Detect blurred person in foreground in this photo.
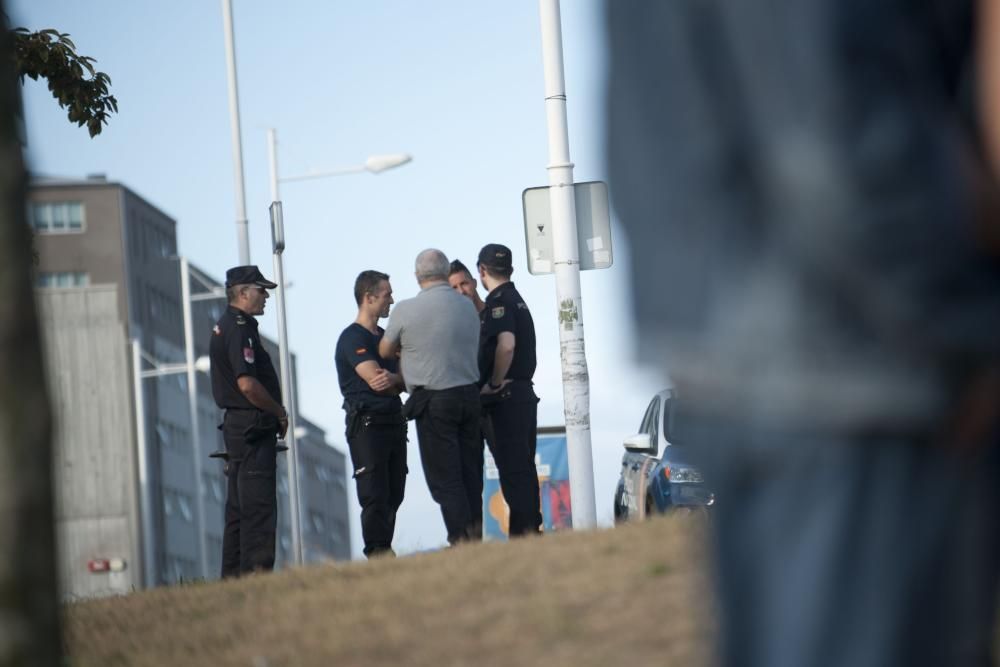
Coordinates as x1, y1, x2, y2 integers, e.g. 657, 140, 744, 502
335, 270, 406, 558
379, 249, 483, 544
607, 1, 1000, 665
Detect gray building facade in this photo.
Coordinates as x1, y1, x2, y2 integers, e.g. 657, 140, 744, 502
31, 176, 351, 597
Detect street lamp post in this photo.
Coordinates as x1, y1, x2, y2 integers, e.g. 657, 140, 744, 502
264, 128, 411, 566
179, 257, 210, 579
130, 341, 211, 588
221, 0, 251, 265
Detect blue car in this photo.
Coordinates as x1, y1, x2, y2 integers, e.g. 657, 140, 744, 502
613, 389, 714, 522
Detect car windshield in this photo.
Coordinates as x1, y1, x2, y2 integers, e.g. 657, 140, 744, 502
663, 398, 695, 446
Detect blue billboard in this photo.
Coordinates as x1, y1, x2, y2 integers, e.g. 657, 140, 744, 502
483, 428, 572, 540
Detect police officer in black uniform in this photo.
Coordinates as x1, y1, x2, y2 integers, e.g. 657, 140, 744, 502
209, 265, 288, 577
477, 243, 542, 536
335, 270, 407, 558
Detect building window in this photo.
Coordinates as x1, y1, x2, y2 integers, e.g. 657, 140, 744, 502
202, 473, 224, 503
154, 419, 189, 451
36, 271, 89, 288
176, 493, 193, 522
30, 201, 84, 233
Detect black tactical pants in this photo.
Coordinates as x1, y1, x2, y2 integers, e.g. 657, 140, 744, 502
221, 409, 278, 577
408, 384, 483, 544
483, 381, 541, 536
346, 412, 407, 558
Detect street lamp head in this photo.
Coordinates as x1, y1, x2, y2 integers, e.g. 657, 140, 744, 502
365, 153, 412, 174
194, 356, 212, 374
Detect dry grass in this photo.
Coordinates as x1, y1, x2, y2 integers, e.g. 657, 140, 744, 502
63, 514, 716, 667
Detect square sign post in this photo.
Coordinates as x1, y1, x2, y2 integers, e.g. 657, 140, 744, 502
522, 180, 612, 275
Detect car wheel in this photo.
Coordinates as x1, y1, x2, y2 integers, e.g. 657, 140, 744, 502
613, 486, 628, 524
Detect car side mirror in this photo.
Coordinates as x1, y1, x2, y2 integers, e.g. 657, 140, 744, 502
623, 433, 654, 453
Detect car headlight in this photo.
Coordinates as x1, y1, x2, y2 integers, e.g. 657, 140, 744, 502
666, 466, 703, 483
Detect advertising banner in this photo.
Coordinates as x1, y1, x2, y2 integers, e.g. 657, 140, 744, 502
483, 428, 572, 540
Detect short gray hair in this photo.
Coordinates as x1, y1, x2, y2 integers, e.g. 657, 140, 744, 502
414, 248, 449, 281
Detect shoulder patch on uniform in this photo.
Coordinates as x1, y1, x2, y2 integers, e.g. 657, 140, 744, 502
492, 306, 505, 319
517, 302, 528, 310
235, 314, 246, 325
213, 325, 221, 335
355, 347, 367, 355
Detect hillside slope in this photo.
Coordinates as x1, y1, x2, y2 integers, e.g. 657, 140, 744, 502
64, 515, 715, 667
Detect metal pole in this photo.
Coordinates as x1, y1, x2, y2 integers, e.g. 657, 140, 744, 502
130, 340, 157, 587
221, 0, 251, 264
537, 0, 596, 529
269, 201, 303, 565
179, 258, 210, 578
267, 128, 280, 202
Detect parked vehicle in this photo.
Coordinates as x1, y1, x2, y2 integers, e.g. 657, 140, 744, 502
613, 388, 714, 522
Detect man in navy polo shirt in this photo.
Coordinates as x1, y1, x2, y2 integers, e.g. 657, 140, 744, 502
335, 270, 406, 558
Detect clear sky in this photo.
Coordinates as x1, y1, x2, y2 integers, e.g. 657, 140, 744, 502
12, 1, 663, 558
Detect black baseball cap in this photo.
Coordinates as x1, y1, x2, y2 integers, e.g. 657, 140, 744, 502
225, 265, 278, 289
477, 243, 513, 270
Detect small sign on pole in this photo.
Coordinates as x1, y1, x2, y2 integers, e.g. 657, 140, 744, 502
269, 201, 285, 253
522, 180, 612, 275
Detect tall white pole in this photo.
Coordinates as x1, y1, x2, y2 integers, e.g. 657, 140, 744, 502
130, 340, 157, 587
538, 0, 596, 529
267, 128, 281, 202
221, 0, 251, 265
179, 258, 210, 579
268, 195, 303, 565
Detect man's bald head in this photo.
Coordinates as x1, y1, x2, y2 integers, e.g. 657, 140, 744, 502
414, 248, 450, 283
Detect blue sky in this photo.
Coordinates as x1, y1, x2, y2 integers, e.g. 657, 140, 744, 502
12, 1, 663, 557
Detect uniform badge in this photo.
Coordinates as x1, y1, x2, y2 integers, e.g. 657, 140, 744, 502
243, 347, 255, 364
492, 306, 505, 319
235, 314, 246, 325
212, 325, 221, 335
355, 347, 367, 355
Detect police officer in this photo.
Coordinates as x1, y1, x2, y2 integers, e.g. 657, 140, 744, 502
448, 259, 486, 315
476, 243, 542, 536
335, 270, 407, 558
209, 265, 288, 577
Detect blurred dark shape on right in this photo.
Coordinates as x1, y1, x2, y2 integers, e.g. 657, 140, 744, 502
606, 0, 1000, 664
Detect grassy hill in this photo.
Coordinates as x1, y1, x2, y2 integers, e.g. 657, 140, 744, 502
64, 515, 715, 667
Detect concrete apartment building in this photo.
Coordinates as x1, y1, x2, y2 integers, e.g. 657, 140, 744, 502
30, 176, 351, 598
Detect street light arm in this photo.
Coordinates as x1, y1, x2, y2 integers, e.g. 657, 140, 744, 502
279, 153, 413, 183
280, 165, 368, 183
138, 359, 211, 379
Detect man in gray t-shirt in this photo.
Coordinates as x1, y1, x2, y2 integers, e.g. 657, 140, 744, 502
380, 249, 484, 544
382, 270, 479, 393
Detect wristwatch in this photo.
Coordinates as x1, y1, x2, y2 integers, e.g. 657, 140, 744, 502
488, 380, 503, 390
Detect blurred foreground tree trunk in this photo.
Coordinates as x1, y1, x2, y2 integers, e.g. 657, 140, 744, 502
0, 4, 60, 666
